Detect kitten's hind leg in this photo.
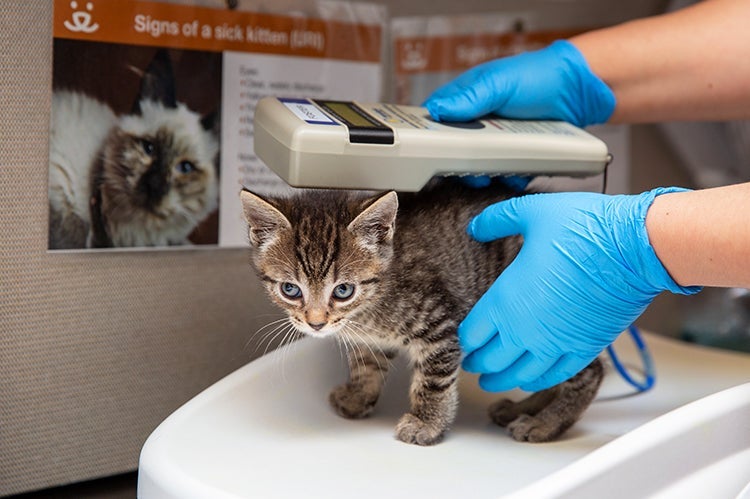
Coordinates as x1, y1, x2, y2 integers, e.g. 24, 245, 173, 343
329, 345, 395, 419
490, 358, 604, 443
488, 389, 558, 427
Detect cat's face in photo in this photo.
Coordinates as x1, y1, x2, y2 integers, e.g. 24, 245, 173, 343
48, 45, 222, 249
240, 190, 397, 337
99, 100, 219, 228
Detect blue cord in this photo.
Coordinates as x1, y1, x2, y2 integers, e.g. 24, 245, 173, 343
606, 325, 656, 392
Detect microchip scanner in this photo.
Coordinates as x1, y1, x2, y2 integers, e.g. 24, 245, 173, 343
253, 96, 611, 191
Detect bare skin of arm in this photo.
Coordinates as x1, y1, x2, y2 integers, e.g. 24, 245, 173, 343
571, 0, 750, 123
570, 1, 750, 288
646, 182, 750, 288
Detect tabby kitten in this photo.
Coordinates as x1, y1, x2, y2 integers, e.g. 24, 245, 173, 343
48, 50, 218, 249
241, 178, 603, 445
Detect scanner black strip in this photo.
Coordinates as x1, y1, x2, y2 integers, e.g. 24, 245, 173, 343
313, 100, 394, 145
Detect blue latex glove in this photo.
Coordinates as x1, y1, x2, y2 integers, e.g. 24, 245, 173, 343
424, 40, 615, 128
460, 175, 532, 191
460, 188, 701, 392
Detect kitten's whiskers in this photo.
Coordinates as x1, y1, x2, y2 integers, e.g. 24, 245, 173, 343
345, 321, 393, 373
277, 324, 302, 382
245, 317, 290, 352
255, 319, 295, 357
340, 323, 391, 384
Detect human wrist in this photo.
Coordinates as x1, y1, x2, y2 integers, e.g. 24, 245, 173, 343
617, 188, 702, 296
553, 39, 616, 126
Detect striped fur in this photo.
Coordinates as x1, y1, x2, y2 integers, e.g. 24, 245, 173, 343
241, 178, 603, 445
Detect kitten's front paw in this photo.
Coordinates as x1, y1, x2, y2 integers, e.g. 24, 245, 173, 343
507, 414, 561, 443
394, 413, 446, 446
329, 383, 378, 419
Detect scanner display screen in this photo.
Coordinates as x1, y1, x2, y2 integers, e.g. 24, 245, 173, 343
320, 101, 374, 128
314, 100, 394, 144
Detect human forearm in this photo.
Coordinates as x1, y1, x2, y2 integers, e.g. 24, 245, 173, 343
646, 182, 750, 288
571, 0, 750, 123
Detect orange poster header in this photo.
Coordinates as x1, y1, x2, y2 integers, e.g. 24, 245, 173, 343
394, 28, 587, 74
54, 0, 382, 62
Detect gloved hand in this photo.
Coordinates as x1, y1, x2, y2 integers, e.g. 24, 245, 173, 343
460, 188, 701, 392
424, 40, 615, 128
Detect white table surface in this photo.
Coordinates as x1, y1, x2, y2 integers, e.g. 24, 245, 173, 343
138, 332, 750, 499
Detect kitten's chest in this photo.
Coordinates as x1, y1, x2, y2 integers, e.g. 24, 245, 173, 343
353, 310, 408, 348
354, 293, 460, 348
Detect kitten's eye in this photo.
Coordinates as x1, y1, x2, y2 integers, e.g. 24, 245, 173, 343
332, 283, 355, 300
140, 138, 155, 156
280, 282, 302, 299
176, 160, 196, 174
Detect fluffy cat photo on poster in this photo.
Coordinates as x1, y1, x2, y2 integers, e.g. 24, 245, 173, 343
48, 46, 220, 250
240, 178, 604, 446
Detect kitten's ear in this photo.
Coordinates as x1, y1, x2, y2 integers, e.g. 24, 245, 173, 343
347, 191, 398, 248
240, 190, 291, 247
201, 110, 220, 136
133, 49, 177, 114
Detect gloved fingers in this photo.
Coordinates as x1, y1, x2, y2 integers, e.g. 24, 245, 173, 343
457, 283, 511, 353
461, 334, 524, 374
467, 196, 528, 243
460, 174, 532, 191
498, 175, 533, 192
476, 351, 556, 392
424, 91, 492, 123
460, 175, 492, 188
519, 354, 589, 392
423, 82, 462, 105
423, 65, 486, 107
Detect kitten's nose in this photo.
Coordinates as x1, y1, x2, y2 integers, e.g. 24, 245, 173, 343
308, 322, 326, 331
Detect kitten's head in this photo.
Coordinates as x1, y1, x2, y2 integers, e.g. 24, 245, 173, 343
240, 189, 398, 337
96, 49, 219, 246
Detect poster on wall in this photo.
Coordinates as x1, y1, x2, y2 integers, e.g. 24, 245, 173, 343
48, 0, 385, 251
391, 12, 630, 195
